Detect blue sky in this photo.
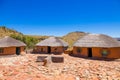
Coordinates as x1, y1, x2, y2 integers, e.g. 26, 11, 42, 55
0, 0, 120, 37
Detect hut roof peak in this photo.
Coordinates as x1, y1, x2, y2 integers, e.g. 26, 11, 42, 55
88, 34, 101, 36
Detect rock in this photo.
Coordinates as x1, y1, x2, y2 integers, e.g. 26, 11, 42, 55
75, 76, 80, 80
0, 74, 3, 77
62, 67, 68, 73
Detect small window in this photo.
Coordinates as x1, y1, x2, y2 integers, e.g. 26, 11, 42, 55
101, 48, 109, 57
0, 48, 4, 53
77, 48, 82, 53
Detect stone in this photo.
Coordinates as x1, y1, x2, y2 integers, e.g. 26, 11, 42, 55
75, 76, 80, 80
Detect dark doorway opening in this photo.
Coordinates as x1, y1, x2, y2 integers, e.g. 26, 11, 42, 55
16, 47, 20, 55
88, 48, 92, 57
41, 48, 43, 52
48, 46, 51, 53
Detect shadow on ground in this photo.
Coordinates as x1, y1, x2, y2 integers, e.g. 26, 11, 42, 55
69, 53, 120, 61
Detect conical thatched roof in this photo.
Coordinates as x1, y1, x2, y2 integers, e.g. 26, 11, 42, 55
0, 36, 26, 47
36, 37, 68, 47
73, 34, 120, 47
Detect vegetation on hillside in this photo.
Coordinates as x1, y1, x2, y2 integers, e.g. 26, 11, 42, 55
0, 26, 46, 48
0, 26, 23, 37
10, 34, 39, 49
26, 35, 49, 41
62, 31, 87, 48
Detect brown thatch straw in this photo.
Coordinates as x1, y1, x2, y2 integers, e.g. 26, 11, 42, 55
36, 37, 68, 47
73, 34, 120, 47
0, 36, 26, 47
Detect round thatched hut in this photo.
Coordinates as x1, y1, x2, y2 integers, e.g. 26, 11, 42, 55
35, 37, 68, 54
0, 36, 26, 55
73, 34, 120, 58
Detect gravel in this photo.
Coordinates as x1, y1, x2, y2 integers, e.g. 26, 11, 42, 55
0, 54, 120, 80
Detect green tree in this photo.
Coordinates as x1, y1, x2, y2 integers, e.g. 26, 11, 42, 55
10, 34, 39, 49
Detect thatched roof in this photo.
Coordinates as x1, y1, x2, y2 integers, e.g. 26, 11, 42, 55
115, 38, 120, 41
36, 37, 68, 47
0, 36, 26, 47
73, 34, 120, 47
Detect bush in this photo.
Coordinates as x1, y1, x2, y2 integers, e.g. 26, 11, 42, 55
10, 34, 39, 49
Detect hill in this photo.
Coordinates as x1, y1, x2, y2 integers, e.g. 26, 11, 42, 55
0, 26, 23, 37
62, 31, 87, 48
0, 26, 39, 48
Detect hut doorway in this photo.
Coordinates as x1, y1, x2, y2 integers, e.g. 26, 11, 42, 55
48, 46, 51, 53
16, 47, 20, 55
88, 48, 92, 57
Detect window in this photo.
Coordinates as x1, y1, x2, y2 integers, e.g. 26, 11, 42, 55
77, 48, 82, 53
101, 48, 109, 57
0, 48, 4, 53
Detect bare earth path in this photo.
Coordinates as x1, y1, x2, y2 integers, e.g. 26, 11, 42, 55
0, 54, 120, 80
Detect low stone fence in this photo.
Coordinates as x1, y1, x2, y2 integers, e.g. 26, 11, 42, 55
52, 56, 64, 63
36, 55, 64, 63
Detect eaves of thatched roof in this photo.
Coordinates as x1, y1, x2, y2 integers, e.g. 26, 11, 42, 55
73, 34, 120, 48
36, 37, 68, 47
0, 36, 26, 47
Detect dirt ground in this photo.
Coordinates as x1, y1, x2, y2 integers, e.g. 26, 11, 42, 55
0, 53, 120, 80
